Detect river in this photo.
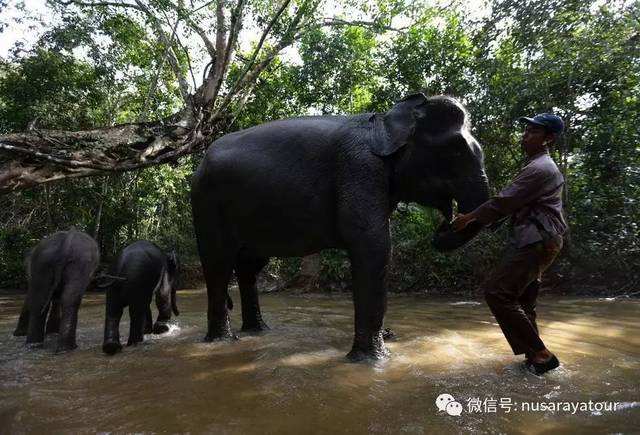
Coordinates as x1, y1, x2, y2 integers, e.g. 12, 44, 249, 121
1, 289, 639, 433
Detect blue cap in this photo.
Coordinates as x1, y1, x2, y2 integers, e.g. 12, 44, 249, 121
518, 113, 564, 134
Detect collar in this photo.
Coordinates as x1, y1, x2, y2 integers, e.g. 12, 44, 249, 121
525, 149, 549, 164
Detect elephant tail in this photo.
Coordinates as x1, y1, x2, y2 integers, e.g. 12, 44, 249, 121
29, 259, 64, 315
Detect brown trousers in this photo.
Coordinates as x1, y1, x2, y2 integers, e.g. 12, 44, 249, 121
482, 235, 563, 355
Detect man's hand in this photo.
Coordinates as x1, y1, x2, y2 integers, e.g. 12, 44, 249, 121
451, 213, 476, 232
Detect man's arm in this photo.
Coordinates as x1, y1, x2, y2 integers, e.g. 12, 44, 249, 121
453, 167, 556, 231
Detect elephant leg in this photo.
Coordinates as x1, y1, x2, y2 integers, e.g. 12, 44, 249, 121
144, 306, 153, 334
193, 202, 238, 341
26, 301, 49, 346
45, 299, 61, 334
345, 229, 391, 362
57, 291, 83, 353
236, 254, 270, 333
13, 301, 29, 336
127, 304, 146, 346
103, 289, 124, 355
202, 257, 236, 341
57, 266, 93, 353
152, 301, 170, 334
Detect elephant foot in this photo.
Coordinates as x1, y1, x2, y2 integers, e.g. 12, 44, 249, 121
103, 341, 123, 355
204, 327, 238, 342
46, 320, 61, 335
345, 345, 390, 362
152, 322, 170, 335
204, 332, 239, 342
241, 319, 270, 334
13, 327, 27, 337
25, 341, 44, 349
382, 328, 397, 341
204, 317, 237, 342
55, 342, 78, 353
346, 332, 389, 362
144, 324, 153, 334
126, 338, 144, 346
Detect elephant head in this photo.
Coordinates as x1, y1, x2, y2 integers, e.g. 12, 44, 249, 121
369, 93, 490, 250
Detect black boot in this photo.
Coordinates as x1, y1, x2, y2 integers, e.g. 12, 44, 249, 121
526, 355, 560, 375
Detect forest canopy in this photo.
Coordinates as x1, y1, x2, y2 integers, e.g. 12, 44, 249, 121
0, 0, 638, 293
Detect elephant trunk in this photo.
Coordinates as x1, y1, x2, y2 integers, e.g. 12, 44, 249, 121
432, 173, 490, 252
456, 172, 490, 214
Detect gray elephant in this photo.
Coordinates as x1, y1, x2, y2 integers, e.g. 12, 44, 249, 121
191, 93, 490, 361
102, 240, 180, 355
13, 229, 100, 352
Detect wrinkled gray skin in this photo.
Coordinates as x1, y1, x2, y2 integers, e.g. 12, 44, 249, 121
13, 230, 99, 352
102, 241, 180, 355
191, 94, 490, 361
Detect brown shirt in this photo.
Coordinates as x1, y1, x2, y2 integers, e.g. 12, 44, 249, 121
473, 150, 568, 247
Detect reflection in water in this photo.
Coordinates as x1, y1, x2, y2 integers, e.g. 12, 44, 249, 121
0, 290, 638, 433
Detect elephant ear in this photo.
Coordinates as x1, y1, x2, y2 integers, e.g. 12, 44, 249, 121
166, 250, 179, 273
165, 250, 181, 316
368, 93, 428, 157
166, 250, 181, 286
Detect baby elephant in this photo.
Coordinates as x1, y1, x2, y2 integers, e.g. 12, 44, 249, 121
14, 229, 100, 352
102, 241, 180, 355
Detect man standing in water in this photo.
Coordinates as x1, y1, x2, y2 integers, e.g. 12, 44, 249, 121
452, 114, 567, 375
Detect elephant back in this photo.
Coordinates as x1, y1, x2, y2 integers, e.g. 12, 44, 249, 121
116, 240, 166, 291
27, 230, 99, 310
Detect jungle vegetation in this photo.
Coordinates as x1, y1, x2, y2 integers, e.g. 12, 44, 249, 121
0, 0, 638, 294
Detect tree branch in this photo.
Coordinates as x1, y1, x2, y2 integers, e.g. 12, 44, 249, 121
314, 17, 409, 32
221, 0, 246, 79
165, 2, 218, 59
200, 0, 245, 108
185, 17, 218, 59
0, 122, 212, 192
1, 0, 326, 193
195, 0, 228, 110
54, 0, 144, 11
193, 0, 217, 13
140, 17, 182, 122
214, 0, 293, 114
133, 0, 191, 107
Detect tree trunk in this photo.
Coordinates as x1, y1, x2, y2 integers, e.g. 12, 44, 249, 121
560, 123, 572, 253
284, 254, 322, 292
92, 177, 108, 240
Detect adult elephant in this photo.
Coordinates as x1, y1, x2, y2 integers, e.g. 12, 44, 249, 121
102, 241, 180, 355
13, 229, 100, 352
191, 93, 490, 360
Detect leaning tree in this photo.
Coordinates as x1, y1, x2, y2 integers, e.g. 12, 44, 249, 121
0, 0, 413, 192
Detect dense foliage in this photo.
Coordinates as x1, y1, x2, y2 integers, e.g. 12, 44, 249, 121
1, 0, 638, 293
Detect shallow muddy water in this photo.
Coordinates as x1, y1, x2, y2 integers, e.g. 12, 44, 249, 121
1, 289, 639, 433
